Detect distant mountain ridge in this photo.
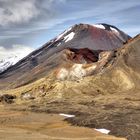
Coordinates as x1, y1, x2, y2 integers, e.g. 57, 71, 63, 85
0, 55, 21, 73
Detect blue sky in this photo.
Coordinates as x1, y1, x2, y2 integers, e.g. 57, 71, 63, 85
0, 0, 140, 59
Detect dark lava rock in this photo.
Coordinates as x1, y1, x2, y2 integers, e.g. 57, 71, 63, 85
0, 94, 16, 104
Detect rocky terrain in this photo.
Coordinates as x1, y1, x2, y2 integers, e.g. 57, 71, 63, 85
0, 23, 140, 140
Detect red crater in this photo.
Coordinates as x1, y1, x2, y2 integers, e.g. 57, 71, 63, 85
68, 48, 101, 63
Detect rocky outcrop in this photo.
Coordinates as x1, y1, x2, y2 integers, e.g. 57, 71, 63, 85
55, 49, 114, 80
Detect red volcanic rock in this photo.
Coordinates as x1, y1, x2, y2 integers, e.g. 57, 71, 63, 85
55, 49, 114, 80
68, 48, 100, 63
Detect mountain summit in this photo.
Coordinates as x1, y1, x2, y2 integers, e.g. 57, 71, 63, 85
0, 23, 131, 89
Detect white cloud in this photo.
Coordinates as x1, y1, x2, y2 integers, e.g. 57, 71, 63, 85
0, 45, 34, 60
0, 0, 66, 26
0, 0, 40, 26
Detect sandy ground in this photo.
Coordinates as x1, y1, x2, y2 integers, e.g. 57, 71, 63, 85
0, 105, 126, 140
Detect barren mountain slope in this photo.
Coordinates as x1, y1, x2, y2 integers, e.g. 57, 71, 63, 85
0, 35, 139, 140
0, 23, 130, 89
0, 24, 139, 140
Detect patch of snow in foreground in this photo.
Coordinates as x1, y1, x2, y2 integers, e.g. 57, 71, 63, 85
110, 27, 118, 33
93, 24, 105, 29
95, 128, 110, 134
64, 32, 75, 42
59, 113, 75, 118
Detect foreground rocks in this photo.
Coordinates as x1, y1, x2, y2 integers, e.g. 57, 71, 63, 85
0, 94, 16, 104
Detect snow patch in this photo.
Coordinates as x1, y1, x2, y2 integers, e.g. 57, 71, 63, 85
56, 27, 72, 41
64, 32, 75, 42
93, 24, 105, 29
95, 128, 110, 134
110, 27, 118, 33
57, 42, 61, 46
59, 113, 75, 118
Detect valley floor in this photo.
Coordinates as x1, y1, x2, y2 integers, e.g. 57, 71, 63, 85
0, 105, 125, 140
